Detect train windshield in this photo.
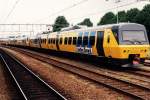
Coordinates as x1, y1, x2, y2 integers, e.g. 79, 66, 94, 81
121, 30, 148, 44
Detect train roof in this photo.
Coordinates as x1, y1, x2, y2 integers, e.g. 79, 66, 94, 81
59, 23, 145, 33
29, 35, 38, 39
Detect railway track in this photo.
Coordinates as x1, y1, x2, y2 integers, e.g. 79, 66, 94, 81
9, 47, 150, 85
127, 69, 150, 78
5, 47, 150, 100
0, 49, 66, 100
144, 62, 150, 66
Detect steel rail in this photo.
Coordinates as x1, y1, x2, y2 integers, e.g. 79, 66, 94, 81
9, 47, 150, 100
0, 49, 67, 100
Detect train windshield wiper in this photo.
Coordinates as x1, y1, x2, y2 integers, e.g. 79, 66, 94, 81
125, 40, 142, 44
131, 39, 142, 44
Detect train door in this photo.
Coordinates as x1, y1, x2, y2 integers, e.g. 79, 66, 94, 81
76, 32, 83, 53
37, 37, 41, 48
83, 32, 91, 54
96, 31, 105, 57
89, 31, 96, 53
56, 32, 60, 51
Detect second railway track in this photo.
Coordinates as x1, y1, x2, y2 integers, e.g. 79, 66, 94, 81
5, 47, 150, 100
0, 49, 66, 100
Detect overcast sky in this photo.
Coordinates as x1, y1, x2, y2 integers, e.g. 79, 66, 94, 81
0, 0, 149, 25
0, 0, 149, 38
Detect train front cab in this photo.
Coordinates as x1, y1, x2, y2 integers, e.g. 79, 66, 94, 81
102, 23, 150, 67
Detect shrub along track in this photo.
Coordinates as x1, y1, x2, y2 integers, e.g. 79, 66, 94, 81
3, 46, 150, 100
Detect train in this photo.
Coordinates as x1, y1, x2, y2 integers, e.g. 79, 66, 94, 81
4, 23, 150, 67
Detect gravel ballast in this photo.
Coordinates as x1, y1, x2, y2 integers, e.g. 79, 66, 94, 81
2, 48, 134, 100
0, 63, 12, 100
0, 60, 22, 100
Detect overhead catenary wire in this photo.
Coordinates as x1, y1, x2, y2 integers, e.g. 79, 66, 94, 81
33, 0, 89, 23
32, 0, 146, 28
33, 0, 145, 25
3, 0, 22, 24
68, 0, 147, 23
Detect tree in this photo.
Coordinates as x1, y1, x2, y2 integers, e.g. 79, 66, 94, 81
78, 18, 93, 27
118, 11, 127, 22
97, 12, 116, 25
126, 8, 140, 22
53, 16, 69, 32
135, 4, 150, 33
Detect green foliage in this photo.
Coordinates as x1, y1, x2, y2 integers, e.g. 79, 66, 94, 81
97, 12, 116, 25
135, 4, 150, 33
97, 4, 150, 34
118, 11, 127, 22
78, 18, 93, 27
53, 16, 69, 32
126, 8, 139, 22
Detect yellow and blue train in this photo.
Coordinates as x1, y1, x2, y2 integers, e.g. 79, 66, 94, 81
7, 23, 150, 67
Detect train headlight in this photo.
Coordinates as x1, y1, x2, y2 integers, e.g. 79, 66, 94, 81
140, 49, 147, 52
123, 50, 126, 53
123, 50, 130, 53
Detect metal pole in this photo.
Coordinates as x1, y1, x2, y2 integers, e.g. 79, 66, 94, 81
32, 24, 34, 35
106, 0, 121, 24
19, 24, 20, 32
115, 0, 120, 24
117, 3, 118, 24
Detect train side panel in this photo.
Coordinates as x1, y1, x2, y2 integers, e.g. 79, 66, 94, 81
58, 31, 77, 52
47, 32, 57, 50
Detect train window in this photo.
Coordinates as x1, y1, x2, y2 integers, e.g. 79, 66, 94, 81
41, 39, 43, 43
89, 31, 96, 46
53, 39, 55, 44
50, 39, 52, 44
34, 39, 37, 44
77, 32, 83, 45
56, 38, 59, 44
48, 39, 50, 44
60, 38, 62, 44
51, 39, 53, 44
83, 32, 89, 45
64, 37, 68, 44
112, 26, 119, 43
39, 39, 41, 43
50, 38, 53, 43
73, 37, 77, 45
50, 38, 52, 44
44, 39, 46, 44
68, 37, 72, 45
